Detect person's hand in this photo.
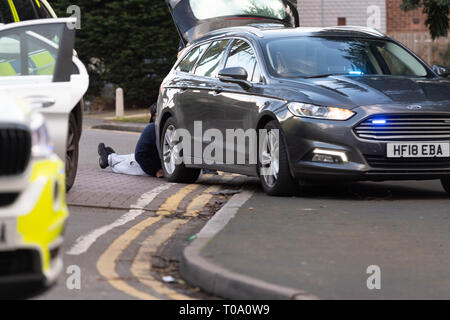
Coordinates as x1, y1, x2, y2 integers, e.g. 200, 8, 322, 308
156, 169, 164, 178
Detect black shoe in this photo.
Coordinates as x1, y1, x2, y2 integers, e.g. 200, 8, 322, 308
98, 143, 110, 169
105, 146, 116, 155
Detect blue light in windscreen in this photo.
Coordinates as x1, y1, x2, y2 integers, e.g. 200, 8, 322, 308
372, 119, 387, 125
348, 70, 364, 76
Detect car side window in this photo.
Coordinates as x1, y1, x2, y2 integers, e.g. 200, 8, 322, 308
252, 63, 262, 83
194, 40, 229, 78
11, 0, 52, 20
225, 40, 257, 81
0, 23, 62, 77
176, 43, 208, 73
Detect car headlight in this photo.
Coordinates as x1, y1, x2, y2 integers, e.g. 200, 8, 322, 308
287, 102, 355, 120
30, 112, 53, 158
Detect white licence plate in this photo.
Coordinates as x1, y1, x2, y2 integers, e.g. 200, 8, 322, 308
387, 142, 450, 158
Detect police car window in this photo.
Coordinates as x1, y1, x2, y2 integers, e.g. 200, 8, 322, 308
225, 40, 256, 81
34, 0, 52, 18
0, 23, 62, 77
176, 44, 208, 73
0, 0, 14, 23
12, 0, 37, 20
194, 40, 230, 78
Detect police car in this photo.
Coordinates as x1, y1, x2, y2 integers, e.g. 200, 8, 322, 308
0, 0, 87, 191
0, 18, 85, 289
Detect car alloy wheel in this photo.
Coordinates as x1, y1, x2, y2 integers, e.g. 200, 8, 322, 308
162, 124, 182, 175
259, 120, 298, 196
160, 118, 201, 183
261, 130, 280, 187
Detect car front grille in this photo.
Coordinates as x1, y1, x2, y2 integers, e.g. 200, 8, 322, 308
0, 126, 31, 176
365, 155, 450, 169
0, 250, 40, 277
354, 115, 450, 141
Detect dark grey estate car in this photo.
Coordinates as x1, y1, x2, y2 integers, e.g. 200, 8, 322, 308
157, 0, 450, 196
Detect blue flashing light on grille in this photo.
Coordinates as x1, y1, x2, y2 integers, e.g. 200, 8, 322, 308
372, 119, 387, 125
348, 70, 364, 76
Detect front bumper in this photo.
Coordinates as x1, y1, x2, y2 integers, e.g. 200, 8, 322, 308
282, 106, 450, 182
0, 156, 68, 286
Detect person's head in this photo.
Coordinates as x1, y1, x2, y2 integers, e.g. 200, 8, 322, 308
149, 103, 157, 123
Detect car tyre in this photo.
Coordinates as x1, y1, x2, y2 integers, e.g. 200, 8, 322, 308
259, 120, 298, 196
160, 117, 201, 183
441, 177, 450, 194
65, 113, 79, 192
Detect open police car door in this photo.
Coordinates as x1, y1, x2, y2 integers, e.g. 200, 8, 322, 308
0, 18, 88, 172
166, 0, 299, 46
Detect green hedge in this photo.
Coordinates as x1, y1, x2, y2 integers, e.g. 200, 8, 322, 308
52, 0, 179, 107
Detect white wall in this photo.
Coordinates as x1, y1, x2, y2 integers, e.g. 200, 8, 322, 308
297, 0, 387, 33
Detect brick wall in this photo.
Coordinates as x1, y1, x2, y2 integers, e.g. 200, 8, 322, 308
386, 0, 429, 32
298, 0, 387, 33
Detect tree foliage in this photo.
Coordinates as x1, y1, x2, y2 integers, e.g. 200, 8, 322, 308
401, 0, 450, 39
52, 0, 179, 107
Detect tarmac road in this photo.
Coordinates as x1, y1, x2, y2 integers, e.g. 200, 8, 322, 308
29, 122, 450, 300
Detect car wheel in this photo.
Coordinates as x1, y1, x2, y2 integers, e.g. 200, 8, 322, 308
65, 113, 79, 192
259, 120, 298, 196
161, 117, 201, 183
441, 177, 450, 194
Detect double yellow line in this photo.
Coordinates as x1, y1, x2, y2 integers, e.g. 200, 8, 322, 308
97, 183, 220, 300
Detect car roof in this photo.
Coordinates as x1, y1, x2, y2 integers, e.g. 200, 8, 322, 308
193, 24, 387, 44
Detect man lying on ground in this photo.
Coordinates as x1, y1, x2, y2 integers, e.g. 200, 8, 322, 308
97, 103, 164, 178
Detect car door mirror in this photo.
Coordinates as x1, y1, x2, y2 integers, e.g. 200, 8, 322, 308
218, 67, 252, 90
433, 65, 450, 77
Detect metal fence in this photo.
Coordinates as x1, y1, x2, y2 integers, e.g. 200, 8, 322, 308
389, 32, 450, 68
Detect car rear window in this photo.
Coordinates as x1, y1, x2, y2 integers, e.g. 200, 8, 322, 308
189, 0, 287, 21
263, 37, 428, 78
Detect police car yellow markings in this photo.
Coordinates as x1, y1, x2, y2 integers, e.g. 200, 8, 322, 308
8, 0, 20, 22
17, 158, 68, 272
29, 50, 55, 75
0, 61, 17, 76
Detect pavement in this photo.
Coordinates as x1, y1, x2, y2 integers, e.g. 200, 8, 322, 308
30, 110, 450, 300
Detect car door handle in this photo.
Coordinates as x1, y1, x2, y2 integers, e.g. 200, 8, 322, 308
26, 95, 56, 108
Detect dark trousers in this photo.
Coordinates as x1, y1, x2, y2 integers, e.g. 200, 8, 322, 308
134, 123, 162, 177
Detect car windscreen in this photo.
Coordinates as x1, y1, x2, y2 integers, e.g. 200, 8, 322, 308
263, 37, 429, 79
189, 0, 288, 20
0, 0, 14, 23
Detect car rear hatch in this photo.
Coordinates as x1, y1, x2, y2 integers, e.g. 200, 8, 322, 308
166, 0, 299, 46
